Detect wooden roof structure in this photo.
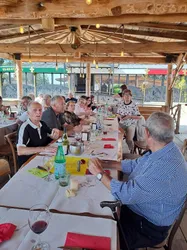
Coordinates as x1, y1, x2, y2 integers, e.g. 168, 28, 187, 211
0, 0, 187, 65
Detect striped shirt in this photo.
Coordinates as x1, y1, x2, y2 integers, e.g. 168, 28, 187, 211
111, 142, 187, 226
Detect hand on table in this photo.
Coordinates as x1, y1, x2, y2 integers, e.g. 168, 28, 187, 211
89, 158, 103, 176
50, 128, 60, 139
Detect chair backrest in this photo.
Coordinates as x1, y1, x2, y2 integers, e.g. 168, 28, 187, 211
167, 197, 187, 250
4, 131, 18, 175
0, 159, 11, 177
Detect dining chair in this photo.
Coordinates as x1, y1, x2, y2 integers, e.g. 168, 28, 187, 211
4, 131, 18, 175
100, 197, 187, 250
0, 159, 11, 188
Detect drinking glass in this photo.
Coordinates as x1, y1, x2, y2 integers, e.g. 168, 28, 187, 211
43, 156, 53, 182
74, 132, 82, 142
28, 204, 51, 250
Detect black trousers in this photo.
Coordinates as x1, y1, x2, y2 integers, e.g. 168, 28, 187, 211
119, 205, 171, 250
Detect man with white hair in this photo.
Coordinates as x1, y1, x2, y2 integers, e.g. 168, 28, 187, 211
17, 101, 59, 167
41, 95, 66, 136
89, 112, 187, 250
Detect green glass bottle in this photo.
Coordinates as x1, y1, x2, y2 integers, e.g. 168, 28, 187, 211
62, 127, 69, 155
54, 141, 66, 180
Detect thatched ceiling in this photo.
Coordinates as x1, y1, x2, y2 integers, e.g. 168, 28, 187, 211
0, 0, 187, 64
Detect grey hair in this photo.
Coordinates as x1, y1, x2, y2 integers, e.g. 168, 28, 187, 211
27, 101, 42, 112
145, 112, 174, 143
51, 95, 64, 106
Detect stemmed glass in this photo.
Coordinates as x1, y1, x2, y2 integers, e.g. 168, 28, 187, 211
74, 132, 82, 142
28, 204, 51, 250
43, 156, 53, 182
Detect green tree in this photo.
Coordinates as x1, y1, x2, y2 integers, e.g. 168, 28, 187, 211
175, 76, 187, 102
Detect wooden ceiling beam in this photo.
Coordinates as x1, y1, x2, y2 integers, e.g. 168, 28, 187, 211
127, 23, 187, 32
170, 53, 187, 89
20, 55, 167, 64
84, 26, 187, 41
1, 14, 187, 26
0, 42, 187, 54
90, 30, 153, 43
0, 25, 67, 41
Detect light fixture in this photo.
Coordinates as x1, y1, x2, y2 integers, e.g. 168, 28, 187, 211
93, 59, 96, 65
96, 63, 98, 69
55, 52, 58, 71
120, 51, 124, 57
121, 24, 125, 57
66, 57, 69, 63
19, 26, 24, 34
86, 0, 92, 5
96, 24, 100, 29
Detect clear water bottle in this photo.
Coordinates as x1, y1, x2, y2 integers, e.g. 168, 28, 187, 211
54, 141, 66, 180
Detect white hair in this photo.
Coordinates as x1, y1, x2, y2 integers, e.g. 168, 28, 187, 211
145, 112, 174, 143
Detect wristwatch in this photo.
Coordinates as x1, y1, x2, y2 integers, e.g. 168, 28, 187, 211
96, 172, 103, 181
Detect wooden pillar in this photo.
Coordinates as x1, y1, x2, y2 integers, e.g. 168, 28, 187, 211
86, 63, 91, 96
166, 63, 173, 110
15, 53, 23, 99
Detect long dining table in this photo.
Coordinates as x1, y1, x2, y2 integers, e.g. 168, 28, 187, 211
0, 117, 122, 250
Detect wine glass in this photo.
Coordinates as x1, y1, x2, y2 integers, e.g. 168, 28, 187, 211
74, 132, 82, 142
43, 156, 53, 182
28, 204, 51, 250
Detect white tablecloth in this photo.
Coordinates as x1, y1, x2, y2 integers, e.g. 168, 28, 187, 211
0, 156, 116, 217
0, 208, 117, 250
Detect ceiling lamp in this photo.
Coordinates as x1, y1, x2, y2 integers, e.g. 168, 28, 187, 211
66, 57, 69, 63
93, 59, 96, 65
121, 24, 125, 57
86, 0, 92, 5
96, 24, 100, 29
19, 26, 24, 34
55, 53, 58, 71
96, 63, 98, 69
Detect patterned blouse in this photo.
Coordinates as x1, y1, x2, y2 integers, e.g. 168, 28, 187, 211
117, 100, 140, 127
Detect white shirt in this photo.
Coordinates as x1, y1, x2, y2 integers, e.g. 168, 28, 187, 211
74, 104, 85, 116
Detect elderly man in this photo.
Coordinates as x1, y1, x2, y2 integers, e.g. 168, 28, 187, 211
17, 101, 59, 167
41, 95, 66, 136
89, 112, 187, 250
42, 95, 82, 135
17, 96, 32, 116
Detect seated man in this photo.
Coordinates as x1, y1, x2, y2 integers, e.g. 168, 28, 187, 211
89, 112, 187, 250
41, 95, 66, 136
17, 101, 59, 167
17, 96, 32, 116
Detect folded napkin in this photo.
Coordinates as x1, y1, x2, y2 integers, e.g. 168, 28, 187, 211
65, 232, 111, 250
0, 223, 17, 243
28, 168, 49, 178
101, 138, 116, 141
104, 144, 114, 149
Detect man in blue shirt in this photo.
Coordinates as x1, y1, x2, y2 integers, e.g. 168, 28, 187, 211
89, 112, 187, 250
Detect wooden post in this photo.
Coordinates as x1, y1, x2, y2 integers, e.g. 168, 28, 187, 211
166, 63, 173, 111
15, 53, 23, 99
86, 63, 91, 96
